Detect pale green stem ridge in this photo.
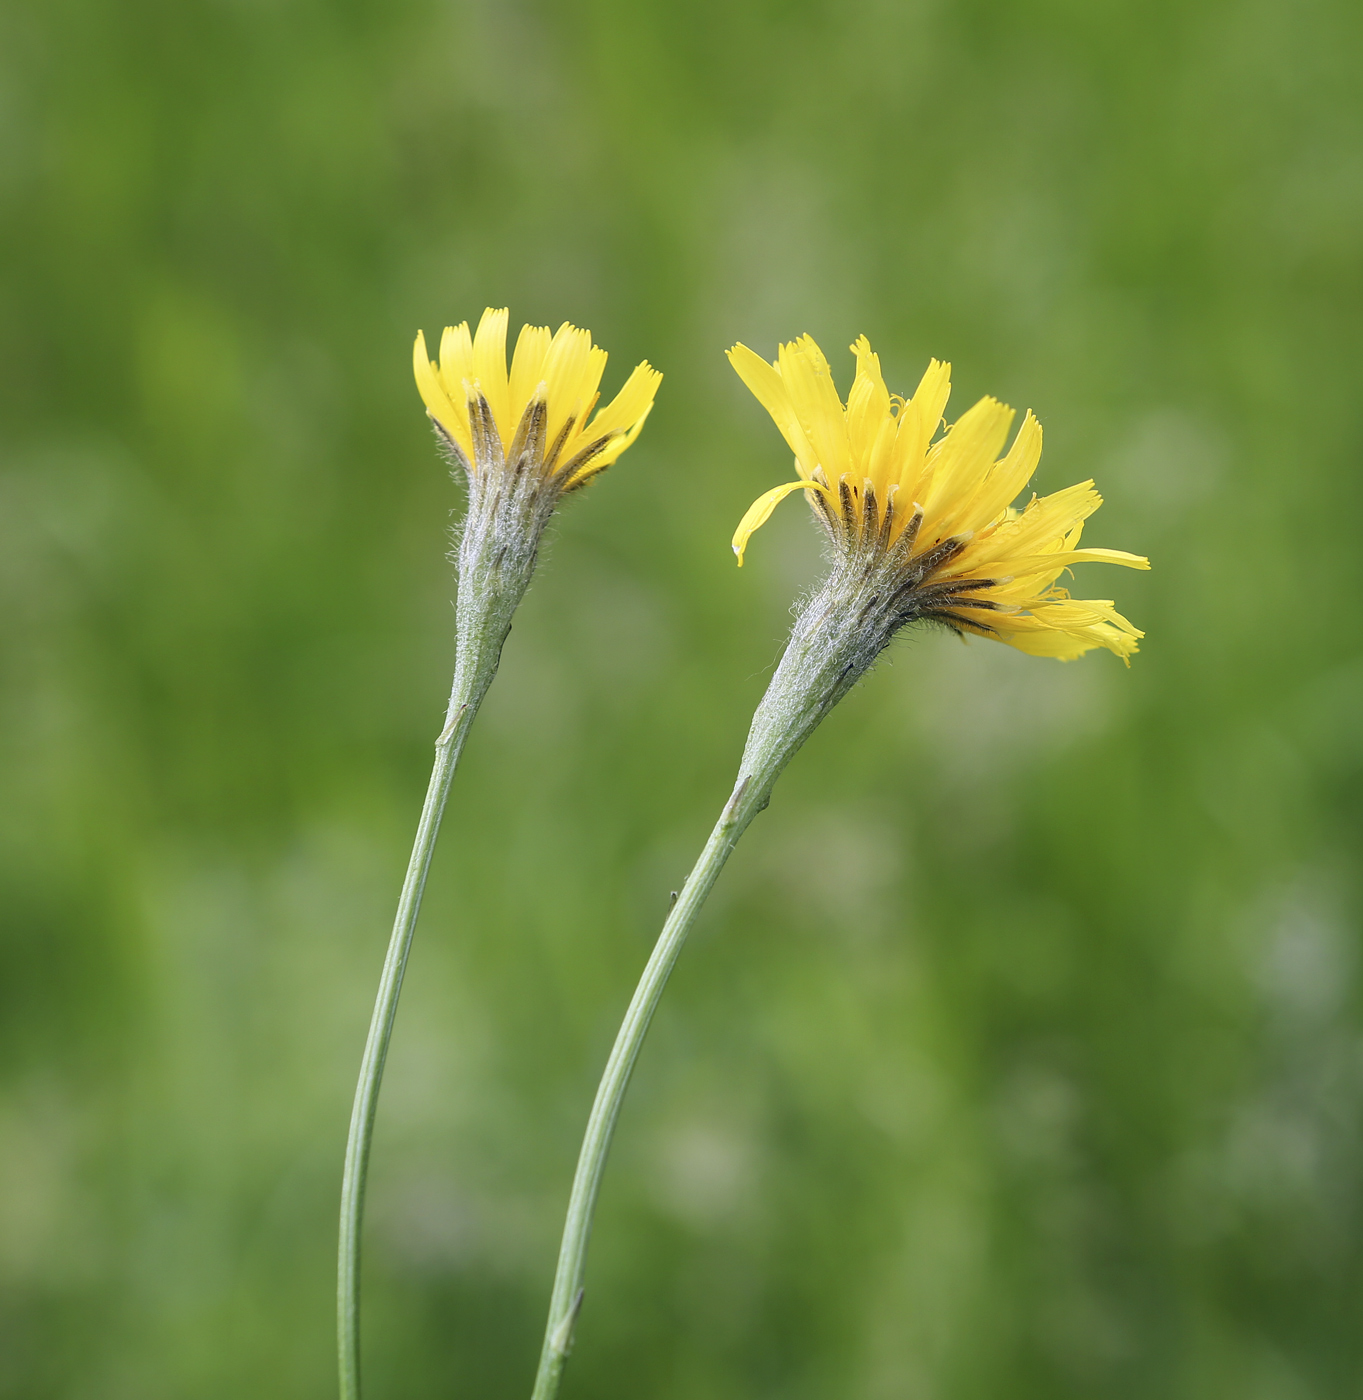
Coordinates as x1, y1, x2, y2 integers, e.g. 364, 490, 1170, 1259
530, 553, 881, 1400
339, 447, 557, 1400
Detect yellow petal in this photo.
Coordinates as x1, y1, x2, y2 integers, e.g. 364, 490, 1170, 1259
1005, 547, 1151, 579
778, 336, 850, 481
413, 330, 472, 460
565, 399, 657, 488
992, 596, 1144, 663
919, 396, 1015, 528
583, 360, 662, 441
438, 322, 474, 400
953, 410, 1043, 535
543, 325, 606, 450
732, 478, 834, 566
472, 307, 511, 442
1061, 547, 1150, 569
892, 358, 951, 498
965, 482, 1102, 568
999, 628, 1109, 661
846, 335, 892, 475
727, 343, 817, 475
542, 324, 592, 438
508, 323, 552, 418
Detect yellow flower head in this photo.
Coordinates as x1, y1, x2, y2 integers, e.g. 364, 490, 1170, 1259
414, 308, 661, 490
728, 334, 1149, 662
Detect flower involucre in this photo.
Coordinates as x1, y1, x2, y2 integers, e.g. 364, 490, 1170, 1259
415, 308, 661, 490
729, 334, 1148, 662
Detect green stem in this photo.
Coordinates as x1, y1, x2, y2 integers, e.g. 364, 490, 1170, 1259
336, 681, 480, 1400
528, 555, 877, 1400
338, 458, 543, 1400
528, 771, 770, 1400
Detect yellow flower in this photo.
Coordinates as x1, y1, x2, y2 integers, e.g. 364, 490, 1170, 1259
729, 334, 1149, 662
414, 308, 661, 489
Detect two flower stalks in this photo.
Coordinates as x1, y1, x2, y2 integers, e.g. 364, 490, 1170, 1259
340, 315, 1147, 1400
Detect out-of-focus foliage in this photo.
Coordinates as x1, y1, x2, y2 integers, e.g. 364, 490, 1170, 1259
1, 0, 1361, 1395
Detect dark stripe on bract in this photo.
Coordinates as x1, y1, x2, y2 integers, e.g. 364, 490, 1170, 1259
542, 416, 576, 475
469, 394, 505, 474
429, 413, 473, 479
557, 434, 614, 486
861, 480, 880, 542
506, 398, 548, 480
933, 610, 999, 638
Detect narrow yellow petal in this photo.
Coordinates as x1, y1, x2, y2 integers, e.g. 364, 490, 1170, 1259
542, 323, 594, 444
965, 482, 1102, 568
892, 358, 951, 498
1061, 547, 1150, 569
909, 357, 952, 429
953, 410, 1043, 535
866, 412, 898, 495
732, 478, 834, 566
438, 322, 474, 401
508, 323, 552, 418
584, 360, 662, 441
565, 399, 657, 487
846, 335, 892, 475
919, 396, 1015, 528
556, 349, 610, 464
727, 343, 817, 475
985, 547, 1151, 580
777, 336, 850, 480
472, 307, 511, 443
413, 330, 472, 459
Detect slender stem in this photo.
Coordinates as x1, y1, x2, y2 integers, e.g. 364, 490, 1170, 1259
338, 458, 539, 1399
528, 560, 876, 1400
529, 771, 772, 1400
336, 679, 482, 1400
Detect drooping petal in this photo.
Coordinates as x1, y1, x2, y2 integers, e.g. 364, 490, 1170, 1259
999, 626, 1121, 661
732, 478, 834, 566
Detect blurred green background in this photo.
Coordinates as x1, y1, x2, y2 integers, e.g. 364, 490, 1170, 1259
2, 0, 1361, 1395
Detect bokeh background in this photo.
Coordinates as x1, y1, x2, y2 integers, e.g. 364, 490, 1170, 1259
3, 0, 1362, 1395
